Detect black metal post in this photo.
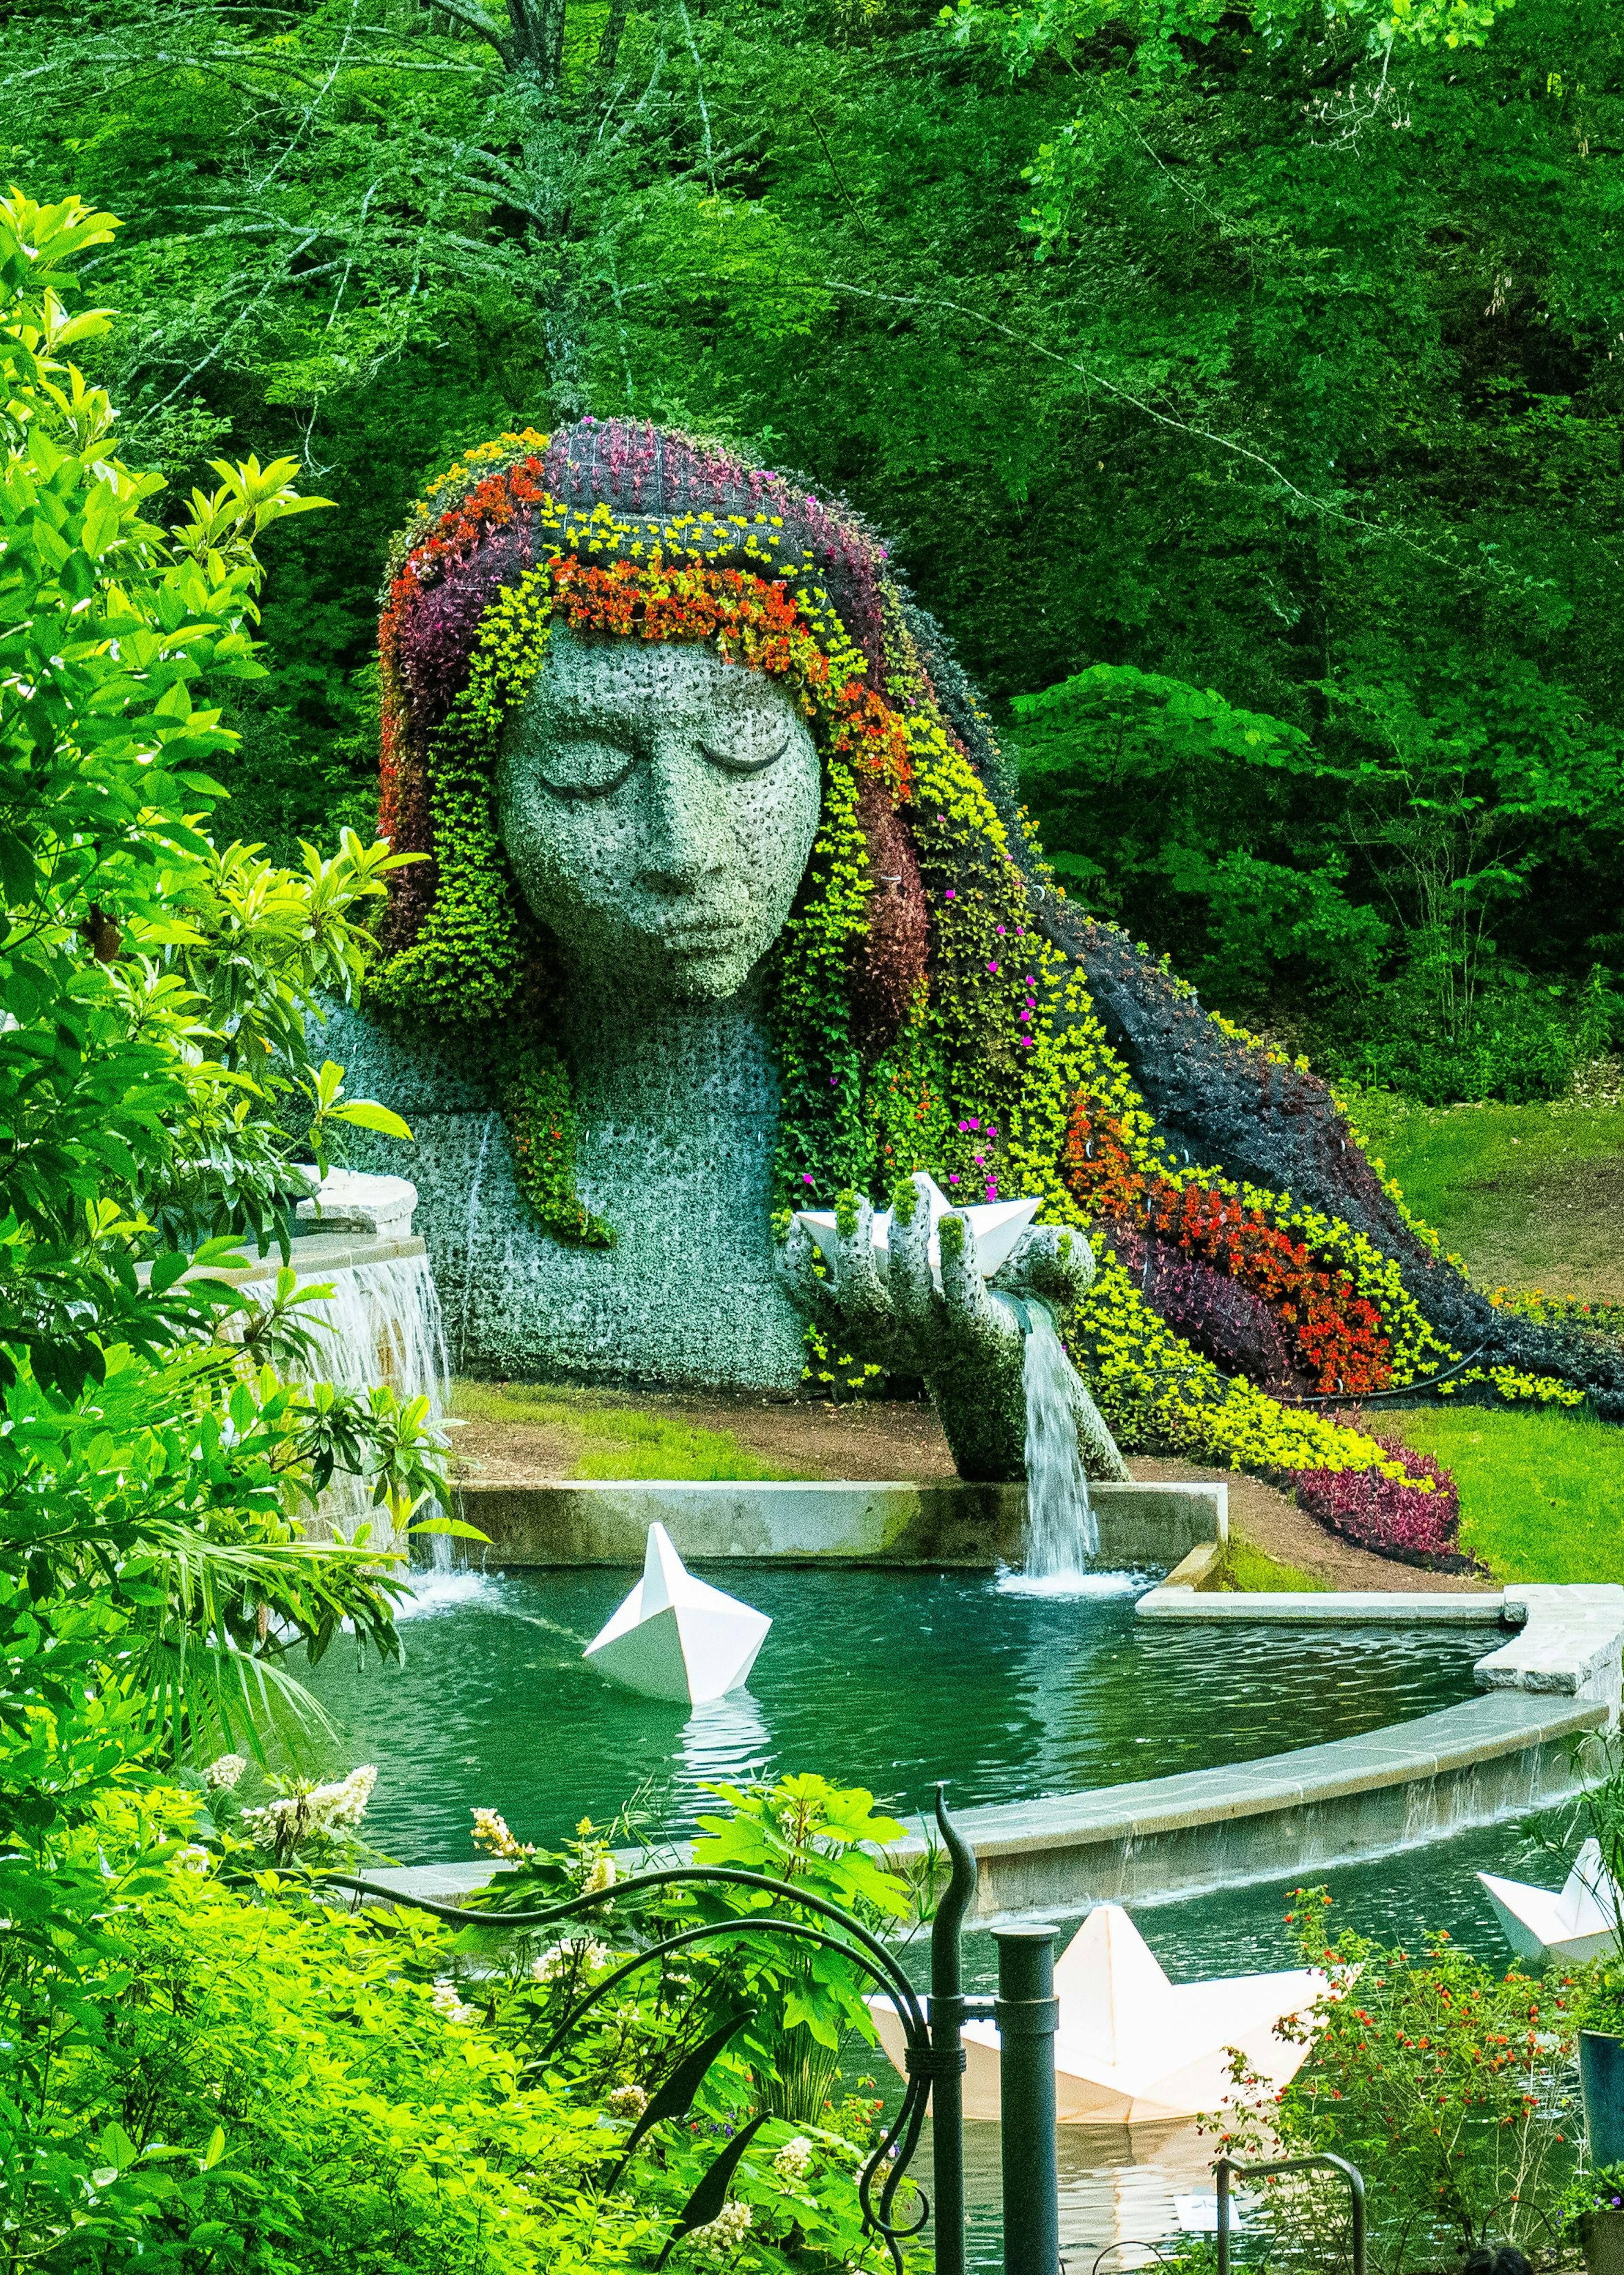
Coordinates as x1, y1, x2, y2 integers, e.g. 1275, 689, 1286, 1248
993, 1922, 1060, 2275
926, 1788, 975, 2275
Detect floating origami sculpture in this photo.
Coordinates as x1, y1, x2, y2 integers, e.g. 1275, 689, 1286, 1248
582, 1524, 771, 1707
794, 1173, 1041, 1294
870, 1903, 1326, 2126
1479, 1839, 1621, 1966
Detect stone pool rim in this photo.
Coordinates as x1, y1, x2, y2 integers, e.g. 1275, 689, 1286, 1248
447, 1475, 1226, 1570
367, 1577, 1624, 1926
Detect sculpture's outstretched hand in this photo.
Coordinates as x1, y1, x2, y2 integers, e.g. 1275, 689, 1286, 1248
774, 1175, 1129, 1483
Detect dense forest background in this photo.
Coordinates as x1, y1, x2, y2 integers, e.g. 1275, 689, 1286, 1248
5, 0, 1621, 1100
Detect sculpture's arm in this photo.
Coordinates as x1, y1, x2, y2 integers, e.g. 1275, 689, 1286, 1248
775, 1175, 1129, 1485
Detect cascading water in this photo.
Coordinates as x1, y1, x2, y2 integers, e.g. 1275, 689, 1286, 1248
1018, 1301, 1099, 1577
270, 1253, 452, 1557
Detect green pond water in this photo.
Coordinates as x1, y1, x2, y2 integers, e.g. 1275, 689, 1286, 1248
301, 1564, 1572, 2271
304, 1564, 1491, 1864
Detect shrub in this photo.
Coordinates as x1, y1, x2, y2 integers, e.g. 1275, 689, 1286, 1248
1206, 1889, 1585, 2274
1291, 1417, 1470, 1569
4, 1784, 916, 2275
1327, 989, 1579, 1106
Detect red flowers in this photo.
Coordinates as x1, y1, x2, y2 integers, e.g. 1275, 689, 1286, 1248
1063, 1095, 1394, 1394
1292, 1415, 1469, 1567
541, 555, 913, 799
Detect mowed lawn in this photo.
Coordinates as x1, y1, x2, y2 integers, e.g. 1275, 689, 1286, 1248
1346, 1089, 1624, 1583
1355, 1090, 1624, 1304
1394, 1405, 1624, 1585
450, 1380, 804, 1480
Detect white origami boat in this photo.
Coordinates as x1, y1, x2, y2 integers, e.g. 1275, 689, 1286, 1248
870, 1904, 1326, 2126
795, 1173, 1040, 1293
582, 1524, 771, 1707
1479, 1839, 1621, 1965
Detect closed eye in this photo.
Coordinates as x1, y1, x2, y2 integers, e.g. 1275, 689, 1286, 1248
700, 729, 791, 776
535, 741, 638, 799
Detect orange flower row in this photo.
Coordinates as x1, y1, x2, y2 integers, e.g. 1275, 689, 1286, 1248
544, 556, 912, 798
1063, 1095, 1394, 1394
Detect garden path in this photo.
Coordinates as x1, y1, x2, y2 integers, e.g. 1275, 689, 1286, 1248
450, 1391, 1497, 1592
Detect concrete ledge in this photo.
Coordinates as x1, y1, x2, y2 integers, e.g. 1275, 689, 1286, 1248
1480, 1583, 1624, 1711
890, 1690, 1609, 1921
372, 1690, 1609, 1926
451, 1476, 1226, 1570
1135, 1581, 1624, 1726
362, 1861, 510, 1907
140, 1231, 428, 1287
1138, 1586, 1506, 1623
229, 1232, 428, 1282
1156, 1540, 1228, 1593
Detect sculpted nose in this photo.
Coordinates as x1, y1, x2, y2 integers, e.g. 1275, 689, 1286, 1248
637, 747, 727, 895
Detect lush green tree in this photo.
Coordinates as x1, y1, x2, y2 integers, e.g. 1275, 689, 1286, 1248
0, 181, 460, 1840
3, 0, 1622, 1086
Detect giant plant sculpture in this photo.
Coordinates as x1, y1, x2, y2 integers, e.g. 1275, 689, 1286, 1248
361, 419, 1621, 1514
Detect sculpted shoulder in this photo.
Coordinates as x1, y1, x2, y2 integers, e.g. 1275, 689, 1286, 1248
315, 998, 494, 1118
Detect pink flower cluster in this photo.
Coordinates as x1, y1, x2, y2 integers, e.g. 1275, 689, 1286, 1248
1292, 1418, 1470, 1569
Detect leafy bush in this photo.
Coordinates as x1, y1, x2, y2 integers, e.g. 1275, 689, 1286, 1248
1291, 1418, 1471, 1570
1207, 1890, 1585, 2273
4, 1779, 916, 2275
1327, 988, 1580, 1107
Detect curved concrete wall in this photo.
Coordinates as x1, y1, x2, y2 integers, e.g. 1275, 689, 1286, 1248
892, 1690, 1608, 1924
450, 1476, 1226, 1570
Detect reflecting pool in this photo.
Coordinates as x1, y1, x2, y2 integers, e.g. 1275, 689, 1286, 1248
302, 1564, 1489, 1863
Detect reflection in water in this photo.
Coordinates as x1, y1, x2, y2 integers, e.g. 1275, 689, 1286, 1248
303, 1567, 1489, 1870
676, 1690, 772, 1816
942, 2115, 1216, 2272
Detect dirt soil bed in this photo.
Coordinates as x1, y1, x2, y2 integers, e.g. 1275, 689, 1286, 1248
450, 1393, 1498, 1594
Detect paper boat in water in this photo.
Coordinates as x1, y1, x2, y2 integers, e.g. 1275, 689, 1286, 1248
1479, 1839, 1621, 1966
870, 1904, 1326, 2126
795, 1174, 1040, 1293
583, 1525, 771, 1707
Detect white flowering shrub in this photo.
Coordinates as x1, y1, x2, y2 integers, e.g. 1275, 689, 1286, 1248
680, 2200, 754, 2264
238, 1765, 379, 1864
771, 2137, 814, 2185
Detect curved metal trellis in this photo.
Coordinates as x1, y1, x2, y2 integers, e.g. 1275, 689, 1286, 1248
326, 1792, 973, 2271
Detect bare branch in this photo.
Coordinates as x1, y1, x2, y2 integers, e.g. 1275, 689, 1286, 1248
676, 0, 714, 195
417, 0, 515, 68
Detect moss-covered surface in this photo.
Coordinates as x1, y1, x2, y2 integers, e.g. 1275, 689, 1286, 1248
1221, 1537, 1330, 1593
1391, 1404, 1624, 1585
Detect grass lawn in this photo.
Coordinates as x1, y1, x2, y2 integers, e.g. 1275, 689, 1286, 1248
1392, 1404, 1624, 1585
1348, 1089, 1624, 1303
450, 1381, 804, 1481
1222, 1537, 1328, 1592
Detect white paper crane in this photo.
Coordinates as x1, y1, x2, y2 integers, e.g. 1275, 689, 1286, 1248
1479, 1839, 1621, 1966
582, 1525, 771, 1707
794, 1173, 1041, 1293
869, 1904, 1327, 2126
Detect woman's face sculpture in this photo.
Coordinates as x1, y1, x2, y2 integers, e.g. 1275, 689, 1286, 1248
498, 626, 822, 1001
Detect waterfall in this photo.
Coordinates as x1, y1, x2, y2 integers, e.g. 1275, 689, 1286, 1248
457, 1112, 497, 1374
1018, 1301, 1100, 1579
272, 1253, 451, 1557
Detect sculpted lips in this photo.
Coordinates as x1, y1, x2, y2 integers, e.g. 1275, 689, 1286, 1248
650, 913, 751, 954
